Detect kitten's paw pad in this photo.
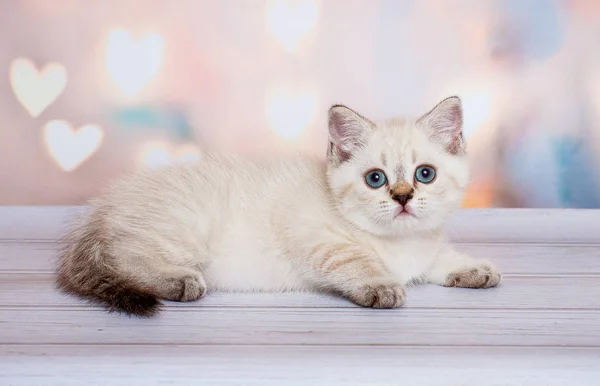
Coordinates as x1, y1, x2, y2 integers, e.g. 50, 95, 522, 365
165, 274, 207, 302
445, 264, 502, 289
348, 281, 406, 309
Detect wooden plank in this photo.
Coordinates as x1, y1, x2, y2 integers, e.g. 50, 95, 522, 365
1, 345, 599, 386
1, 273, 599, 310
0, 206, 86, 242
1, 206, 600, 244
2, 241, 600, 275
1, 307, 599, 346
446, 208, 600, 244
453, 243, 600, 275
0, 242, 57, 271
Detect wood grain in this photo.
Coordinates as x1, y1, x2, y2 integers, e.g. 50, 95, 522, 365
1, 307, 599, 346
1, 206, 600, 385
1, 273, 598, 310
2, 345, 599, 386
2, 206, 600, 243
2, 241, 600, 275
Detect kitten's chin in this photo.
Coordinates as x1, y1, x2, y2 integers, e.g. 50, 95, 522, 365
346, 212, 441, 238
388, 217, 438, 237
386, 207, 456, 237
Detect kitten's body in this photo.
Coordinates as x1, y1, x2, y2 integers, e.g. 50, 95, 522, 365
57, 98, 501, 316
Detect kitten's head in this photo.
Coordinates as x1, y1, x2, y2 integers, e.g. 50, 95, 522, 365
326, 97, 469, 237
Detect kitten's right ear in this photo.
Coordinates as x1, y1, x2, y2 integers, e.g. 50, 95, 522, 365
328, 105, 374, 164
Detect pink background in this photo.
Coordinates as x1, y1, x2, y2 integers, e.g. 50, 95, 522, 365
1, 0, 600, 207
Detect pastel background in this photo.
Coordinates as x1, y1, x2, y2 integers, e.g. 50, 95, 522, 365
1, 0, 600, 207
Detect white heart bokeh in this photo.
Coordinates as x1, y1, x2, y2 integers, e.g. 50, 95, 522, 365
44, 120, 104, 172
266, 0, 319, 52
106, 28, 164, 97
10, 58, 67, 117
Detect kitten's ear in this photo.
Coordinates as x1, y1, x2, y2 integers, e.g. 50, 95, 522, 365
328, 105, 374, 164
417, 96, 465, 155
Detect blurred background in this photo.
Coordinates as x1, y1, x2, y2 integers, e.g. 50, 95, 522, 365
1, 0, 600, 207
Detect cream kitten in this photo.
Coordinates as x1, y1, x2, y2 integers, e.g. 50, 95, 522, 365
57, 96, 501, 316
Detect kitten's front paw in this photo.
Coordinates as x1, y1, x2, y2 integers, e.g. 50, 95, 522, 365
347, 279, 406, 309
445, 263, 502, 289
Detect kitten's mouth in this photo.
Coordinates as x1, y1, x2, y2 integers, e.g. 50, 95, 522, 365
395, 206, 416, 218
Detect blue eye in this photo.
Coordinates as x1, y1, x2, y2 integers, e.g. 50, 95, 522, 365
415, 165, 436, 184
365, 169, 387, 188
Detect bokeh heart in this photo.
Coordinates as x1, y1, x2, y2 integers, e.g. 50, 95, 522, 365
106, 28, 164, 97
10, 58, 67, 117
44, 120, 104, 172
266, 0, 319, 52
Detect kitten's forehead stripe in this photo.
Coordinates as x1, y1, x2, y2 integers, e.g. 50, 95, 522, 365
380, 153, 387, 167
395, 165, 405, 180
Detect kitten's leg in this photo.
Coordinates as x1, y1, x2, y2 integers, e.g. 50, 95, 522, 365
118, 255, 207, 302
304, 243, 405, 308
426, 247, 502, 288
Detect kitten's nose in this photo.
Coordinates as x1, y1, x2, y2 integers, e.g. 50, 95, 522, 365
390, 182, 414, 206
392, 192, 413, 206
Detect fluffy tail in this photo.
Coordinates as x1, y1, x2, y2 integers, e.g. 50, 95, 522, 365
56, 213, 160, 317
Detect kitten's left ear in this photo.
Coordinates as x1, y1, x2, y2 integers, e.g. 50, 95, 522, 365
417, 96, 465, 155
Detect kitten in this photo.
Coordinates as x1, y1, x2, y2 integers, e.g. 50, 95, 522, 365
56, 96, 501, 317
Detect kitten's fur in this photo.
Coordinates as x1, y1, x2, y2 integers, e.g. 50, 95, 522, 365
57, 97, 501, 316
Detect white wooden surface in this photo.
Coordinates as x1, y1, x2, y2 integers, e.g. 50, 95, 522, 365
2, 346, 599, 386
1, 207, 600, 385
